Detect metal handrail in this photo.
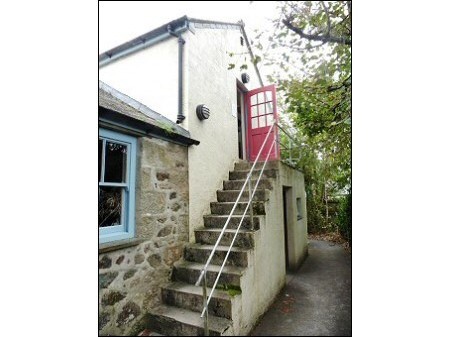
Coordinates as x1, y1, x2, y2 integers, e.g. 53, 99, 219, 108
194, 120, 304, 334
276, 123, 298, 145
195, 123, 277, 331
276, 123, 304, 166
199, 140, 276, 319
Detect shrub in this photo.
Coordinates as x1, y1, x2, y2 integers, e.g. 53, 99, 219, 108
336, 192, 351, 245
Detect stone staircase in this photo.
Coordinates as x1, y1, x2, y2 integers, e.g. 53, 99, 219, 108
144, 161, 278, 336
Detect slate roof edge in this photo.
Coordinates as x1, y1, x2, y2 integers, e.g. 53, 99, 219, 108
99, 81, 199, 146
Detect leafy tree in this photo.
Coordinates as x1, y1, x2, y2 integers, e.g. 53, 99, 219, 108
256, 1, 351, 236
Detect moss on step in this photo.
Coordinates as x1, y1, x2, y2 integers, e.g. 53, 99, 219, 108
216, 284, 242, 297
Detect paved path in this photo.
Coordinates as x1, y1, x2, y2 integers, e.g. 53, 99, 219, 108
250, 240, 351, 336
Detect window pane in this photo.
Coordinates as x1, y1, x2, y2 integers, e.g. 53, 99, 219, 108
252, 117, 258, 129
259, 116, 266, 127
99, 186, 123, 227
267, 114, 274, 125
265, 91, 272, 101
265, 102, 273, 115
250, 94, 257, 106
251, 105, 258, 117
258, 103, 265, 116
257, 92, 264, 103
98, 139, 103, 182
104, 141, 127, 183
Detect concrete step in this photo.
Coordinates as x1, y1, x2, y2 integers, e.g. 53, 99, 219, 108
195, 228, 257, 249
210, 201, 266, 216
229, 168, 277, 181
145, 305, 233, 336
185, 243, 249, 267
234, 160, 279, 171
223, 179, 272, 191
217, 189, 268, 203
173, 261, 244, 287
162, 282, 233, 319
204, 215, 260, 230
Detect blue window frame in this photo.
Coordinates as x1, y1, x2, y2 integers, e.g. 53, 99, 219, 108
99, 128, 137, 244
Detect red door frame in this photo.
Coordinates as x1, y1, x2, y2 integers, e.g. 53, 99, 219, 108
245, 84, 279, 162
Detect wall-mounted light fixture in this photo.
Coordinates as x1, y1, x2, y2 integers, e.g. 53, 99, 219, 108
241, 73, 250, 84
196, 104, 210, 120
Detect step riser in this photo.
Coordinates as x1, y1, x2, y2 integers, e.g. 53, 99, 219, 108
229, 169, 277, 180
185, 247, 248, 267
195, 230, 255, 249
145, 313, 225, 336
223, 180, 272, 191
234, 161, 278, 171
173, 266, 241, 287
162, 288, 232, 319
204, 216, 260, 230
217, 190, 267, 202
210, 202, 265, 215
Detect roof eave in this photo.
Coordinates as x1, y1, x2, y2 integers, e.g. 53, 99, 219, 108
99, 106, 200, 146
99, 16, 189, 68
99, 16, 264, 85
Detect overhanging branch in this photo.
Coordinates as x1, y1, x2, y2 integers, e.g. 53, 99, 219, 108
282, 17, 351, 46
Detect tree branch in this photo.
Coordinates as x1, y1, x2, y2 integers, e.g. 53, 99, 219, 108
282, 17, 351, 46
320, 1, 331, 37
327, 75, 351, 92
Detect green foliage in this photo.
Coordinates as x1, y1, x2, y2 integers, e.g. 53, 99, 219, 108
252, 55, 262, 65
336, 192, 351, 245
216, 284, 242, 297
255, 1, 351, 235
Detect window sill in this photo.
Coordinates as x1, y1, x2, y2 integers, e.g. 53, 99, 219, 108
99, 238, 144, 254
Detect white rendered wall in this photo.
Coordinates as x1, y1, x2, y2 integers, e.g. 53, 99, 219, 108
238, 162, 307, 334
99, 24, 264, 240
100, 38, 179, 123
185, 26, 263, 240
279, 163, 308, 269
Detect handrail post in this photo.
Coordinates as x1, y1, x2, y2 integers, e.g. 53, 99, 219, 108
202, 272, 209, 336
247, 174, 254, 230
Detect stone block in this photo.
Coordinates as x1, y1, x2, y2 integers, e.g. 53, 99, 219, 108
130, 277, 141, 289
123, 269, 137, 280
115, 255, 125, 265
134, 254, 145, 265
139, 167, 153, 192
143, 191, 167, 214
163, 244, 183, 266
101, 291, 126, 306
147, 254, 162, 268
170, 202, 181, 212
99, 312, 110, 330
156, 172, 170, 181
157, 225, 172, 238
99, 255, 112, 269
99, 272, 118, 289
116, 301, 141, 327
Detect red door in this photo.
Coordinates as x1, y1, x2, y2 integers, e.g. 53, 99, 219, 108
246, 84, 279, 161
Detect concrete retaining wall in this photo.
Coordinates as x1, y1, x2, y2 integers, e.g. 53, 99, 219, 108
233, 161, 308, 334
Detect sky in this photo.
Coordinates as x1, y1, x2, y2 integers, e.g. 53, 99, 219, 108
99, 1, 279, 81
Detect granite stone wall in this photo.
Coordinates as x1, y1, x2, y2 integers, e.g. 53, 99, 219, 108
99, 136, 189, 336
